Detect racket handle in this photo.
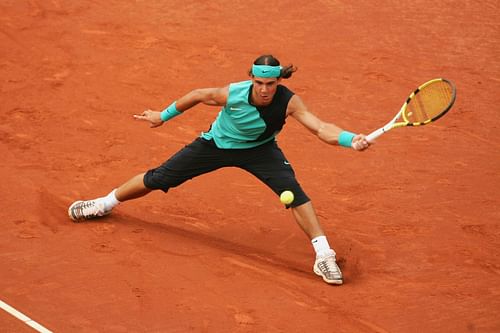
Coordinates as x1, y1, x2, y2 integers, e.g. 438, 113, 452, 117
366, 128, 385, 143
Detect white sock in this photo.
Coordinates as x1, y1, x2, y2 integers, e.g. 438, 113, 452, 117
98, 189, 120, 211
311, 236, 335, 258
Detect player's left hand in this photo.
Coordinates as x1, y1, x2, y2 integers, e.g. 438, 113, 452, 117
352, 134, 370, 151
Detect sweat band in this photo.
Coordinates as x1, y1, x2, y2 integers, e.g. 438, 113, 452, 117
160, 101, 182, 122
338, 131, 356, 148
252, 65, 282, 78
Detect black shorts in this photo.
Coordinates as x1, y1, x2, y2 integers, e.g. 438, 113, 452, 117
143, 138, 310, 208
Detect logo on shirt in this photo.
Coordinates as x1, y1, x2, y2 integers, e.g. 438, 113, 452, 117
230, 107, 243, 111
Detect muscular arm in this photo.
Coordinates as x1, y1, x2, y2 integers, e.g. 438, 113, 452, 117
176, 87, 228, 111
287, 95, 369, 150
134, 86, 229, 127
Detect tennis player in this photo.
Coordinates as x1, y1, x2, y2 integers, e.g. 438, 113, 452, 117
68, 55, 370, 285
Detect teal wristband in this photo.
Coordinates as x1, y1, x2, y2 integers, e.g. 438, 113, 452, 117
338, 131, 356, 148
160, 102, 182, 122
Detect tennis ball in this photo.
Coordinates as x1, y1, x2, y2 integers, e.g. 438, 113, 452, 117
280, 190, 294, 205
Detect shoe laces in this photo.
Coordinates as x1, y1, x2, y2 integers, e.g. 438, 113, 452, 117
318, 254, 342, 278
75, 200, 101, 218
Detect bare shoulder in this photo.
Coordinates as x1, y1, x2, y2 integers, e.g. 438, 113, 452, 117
210, 85, 230, 101
287, 94, 323, 132
287, 94, 308, 116
218, 85, 230, 104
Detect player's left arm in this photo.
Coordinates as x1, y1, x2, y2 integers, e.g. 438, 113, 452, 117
287, 95, 369, 151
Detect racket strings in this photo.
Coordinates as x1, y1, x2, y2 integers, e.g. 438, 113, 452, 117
404, 81, 454, 124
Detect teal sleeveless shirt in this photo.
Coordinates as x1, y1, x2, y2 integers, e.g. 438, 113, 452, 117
201, 80, 294, 149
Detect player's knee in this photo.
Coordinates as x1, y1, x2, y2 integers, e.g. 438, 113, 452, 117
289, 192, 310, 208
143, 169, 182, 192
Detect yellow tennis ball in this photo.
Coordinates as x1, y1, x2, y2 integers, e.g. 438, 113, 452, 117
280, 190, 294, 205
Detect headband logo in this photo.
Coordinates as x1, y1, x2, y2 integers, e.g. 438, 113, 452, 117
252, 65, 281, 78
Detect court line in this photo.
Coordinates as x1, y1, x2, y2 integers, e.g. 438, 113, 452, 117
0, 299, 53, 333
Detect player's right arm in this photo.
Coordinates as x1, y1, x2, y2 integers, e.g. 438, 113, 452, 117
287, 95, 369, 150
177, 87, 229, 108
133, 86, 229, 128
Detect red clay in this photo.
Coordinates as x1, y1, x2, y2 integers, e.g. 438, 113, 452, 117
1, 1, 499, 332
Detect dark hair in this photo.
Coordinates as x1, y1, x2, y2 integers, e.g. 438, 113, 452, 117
248, 54, 297, 79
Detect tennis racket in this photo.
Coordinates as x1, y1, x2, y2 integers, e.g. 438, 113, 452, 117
366, 78, 456, 142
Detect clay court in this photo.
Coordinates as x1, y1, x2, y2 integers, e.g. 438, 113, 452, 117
1, 0, 499, 332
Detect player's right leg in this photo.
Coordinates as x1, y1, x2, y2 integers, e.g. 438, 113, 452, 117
68, 173, 149, 222
68, 138, 226, 222
68, 199, 114, 222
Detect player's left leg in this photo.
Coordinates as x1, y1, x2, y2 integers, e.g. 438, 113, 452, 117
291, 202, 342, 285
237, 142, 343, 284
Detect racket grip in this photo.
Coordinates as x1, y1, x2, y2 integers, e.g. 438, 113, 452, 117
366, 128, 384, 143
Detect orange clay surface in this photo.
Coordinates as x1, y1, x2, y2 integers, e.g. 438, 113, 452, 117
1, 1, 499, 332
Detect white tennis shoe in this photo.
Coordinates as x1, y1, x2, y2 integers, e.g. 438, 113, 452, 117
68, 200, 110, 222
313, 250, 343, 285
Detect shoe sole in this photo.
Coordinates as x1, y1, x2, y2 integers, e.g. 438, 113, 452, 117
313, 266, 343, 285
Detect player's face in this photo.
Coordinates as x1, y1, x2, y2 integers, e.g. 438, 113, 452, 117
251, 77, 280, 106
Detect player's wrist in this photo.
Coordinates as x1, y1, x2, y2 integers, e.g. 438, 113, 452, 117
160, 101, 182, 122
338, 131, 356, 148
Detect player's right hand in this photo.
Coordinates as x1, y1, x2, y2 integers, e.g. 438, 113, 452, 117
352, 134, 370, 151
133, 109, 164, 128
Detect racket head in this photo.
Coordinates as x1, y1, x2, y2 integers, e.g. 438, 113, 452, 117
402, 78, 456, 126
